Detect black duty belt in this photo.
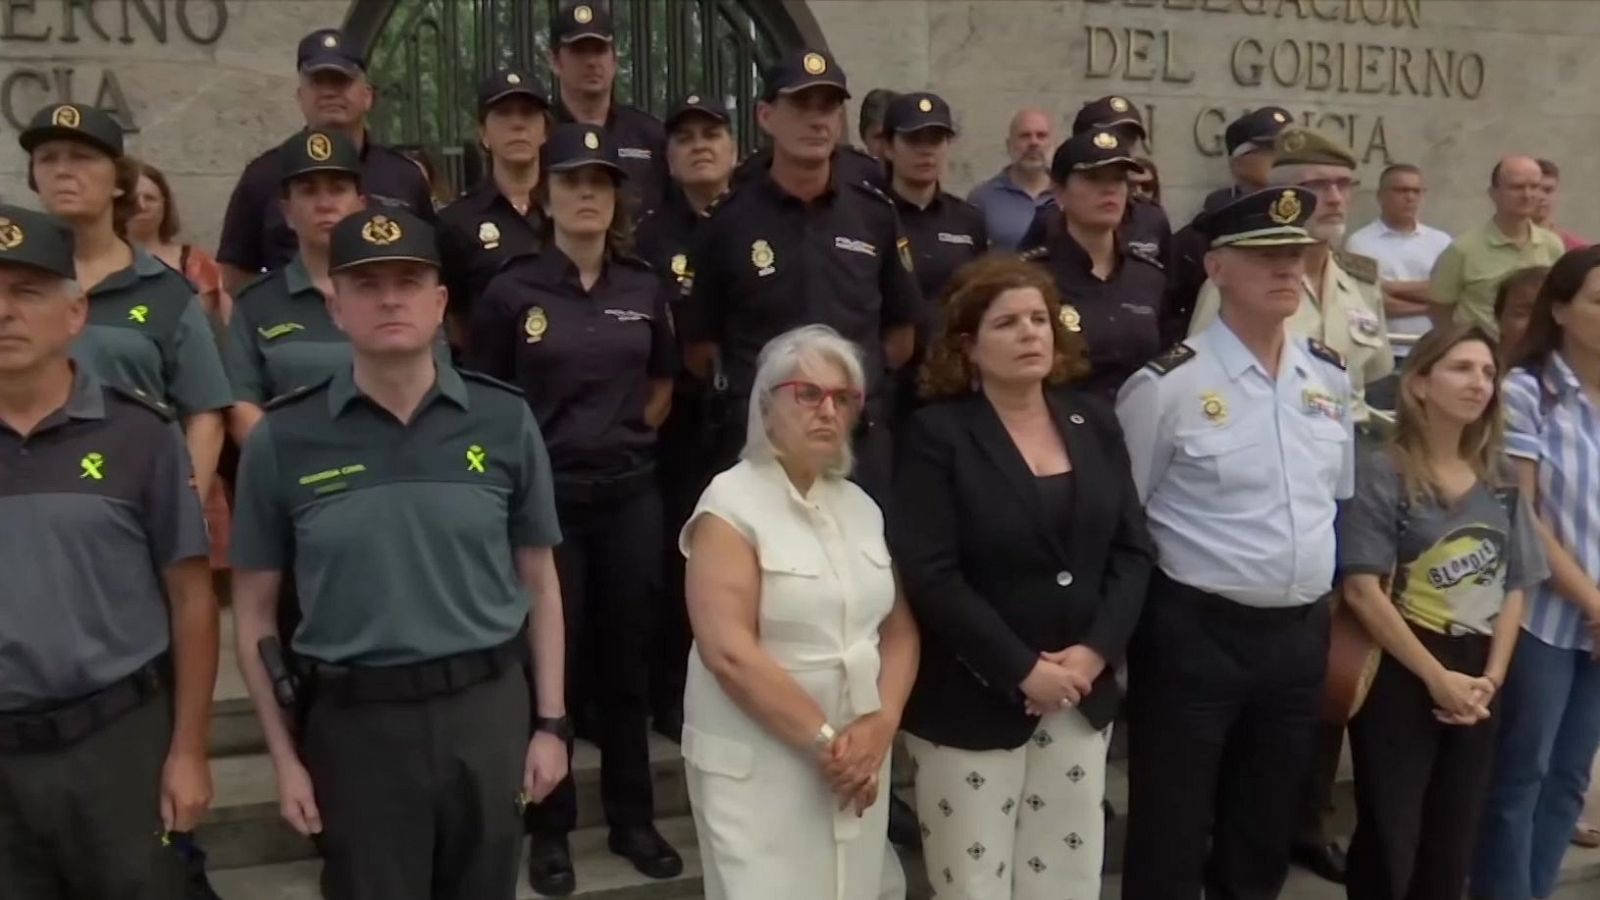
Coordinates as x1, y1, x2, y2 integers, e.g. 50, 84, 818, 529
554, 463, 656, 505
0, 656, 168, 753
1154, 570, 1327, 627
302, 633, 527, 706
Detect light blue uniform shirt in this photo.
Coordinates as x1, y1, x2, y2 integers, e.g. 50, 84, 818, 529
1116, 319, 1356, 608
1504, 356, 1600, 652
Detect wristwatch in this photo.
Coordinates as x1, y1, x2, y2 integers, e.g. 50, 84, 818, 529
811, 722, 837, 751
534, 716, 574, 741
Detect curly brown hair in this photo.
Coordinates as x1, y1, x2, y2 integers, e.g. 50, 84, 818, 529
919, 253, 1091, 399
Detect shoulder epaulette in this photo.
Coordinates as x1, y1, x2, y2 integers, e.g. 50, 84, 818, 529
1306, 337, 1347, 370
848, 179, 895, 206
106, 384, 175, 421
494, 250, 542, 276
1018, 245, 1050, 263
1146, 342, 1195, 376
263, 378, 331, 410
699, 188, 733, 219
1127, 243, 1165, 271
459, 369, 526, 396
1334, 250, 1379, 285
611, 250, 654, 272
232, 270, 277, 300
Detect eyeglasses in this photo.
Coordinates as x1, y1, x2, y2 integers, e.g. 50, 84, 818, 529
774, 380, 864, 413
1300, 177, 1360, 195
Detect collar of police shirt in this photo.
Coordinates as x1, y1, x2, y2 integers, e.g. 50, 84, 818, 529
326, 361, 470, 418
87, 245, 170, 297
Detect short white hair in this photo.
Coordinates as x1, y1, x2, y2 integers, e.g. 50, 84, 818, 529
742, 324, 866, 479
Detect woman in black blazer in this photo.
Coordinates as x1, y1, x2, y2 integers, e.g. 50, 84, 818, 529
892, 254, 1154, 900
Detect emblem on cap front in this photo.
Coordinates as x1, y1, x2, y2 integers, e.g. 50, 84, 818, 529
583, 131, 600, 150
1093, 132, 1118, 150
52, 105, 81, 129
918, 97, 933, 113
0, 218, 22, 251
1270, 190, 1303, 225
506, 72, 522, 85
1109, 97, 1129, 113
362, 215, 403, 246
478, 221, 501, 249
573, 4, 593, 24
1059, 305, 1082, 333
1272, 111, 1287, 123
686, 94, 700, 105
524, 306, 548, 343
322, 34, 338, 48
803, 52, 827, 76
1282, 131, 1307, 153
306, 133, 333, 162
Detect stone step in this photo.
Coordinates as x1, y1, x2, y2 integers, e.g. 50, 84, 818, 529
208, 815, 705, 900
198, 733, 690, 870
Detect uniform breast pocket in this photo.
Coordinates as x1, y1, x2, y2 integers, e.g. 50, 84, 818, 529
1177, 427, 1271, 491
1302, 419, 1349, 487
756, 544, 831, 636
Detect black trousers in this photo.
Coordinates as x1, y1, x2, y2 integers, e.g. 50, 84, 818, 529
526, 480, 661, 834
0, 691, 186, 900
651, 389, 716, 727
304, 666, 529, 900
1122, 573, 1330, 900
1345, 629, 1496, 900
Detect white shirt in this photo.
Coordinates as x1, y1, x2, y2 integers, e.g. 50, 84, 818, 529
1346, 218, 1453, 350
1116, 319, 1355, 608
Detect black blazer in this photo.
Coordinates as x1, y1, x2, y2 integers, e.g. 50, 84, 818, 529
891, 387, 1154, 750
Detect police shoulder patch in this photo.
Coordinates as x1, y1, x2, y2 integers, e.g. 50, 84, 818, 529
1306, 337, 1347, 370
1334, 250, 1379, 285
263, 378, 332, 410
1146, 342, 1196, 376
1018, 245, 1051, 263
459, 368, 526, 396
106, 383, 176, 420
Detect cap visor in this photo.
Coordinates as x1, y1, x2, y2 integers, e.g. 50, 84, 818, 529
1213, 229, 1318, 248
559, 31, 614, 44
481, 88, 550, 111
776, 80, 851, 100
281, 165, 361, 185
547, 158, 628, 179
330, 254, 440, 273
300, 58, 361, 76
890, 121, 955, 135
1230, 139, 1275, 158
0, 257, 74, 280
20, 126, 119, 158
1071, 156, 1139, 172
666, 109, 731, 132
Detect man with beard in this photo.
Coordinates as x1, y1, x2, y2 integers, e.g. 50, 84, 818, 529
967, 108, 1055, 251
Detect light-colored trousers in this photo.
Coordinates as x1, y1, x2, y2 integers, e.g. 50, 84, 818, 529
905, 710, 1108, 900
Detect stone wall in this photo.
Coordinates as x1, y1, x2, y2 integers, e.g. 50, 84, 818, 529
0, 0, 1591, 251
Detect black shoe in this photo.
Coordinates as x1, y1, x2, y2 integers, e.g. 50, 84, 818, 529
527, 832, 576, 897
608, 824, 684, 880
887, 794, 922, 849
1290, 839, 1348, 884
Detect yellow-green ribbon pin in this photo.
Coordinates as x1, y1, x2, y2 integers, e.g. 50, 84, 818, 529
80, 452, 105, 480
128, 304, 149, 323
466, 444, 487, 473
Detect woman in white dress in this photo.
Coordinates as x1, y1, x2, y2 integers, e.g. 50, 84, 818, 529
680, 325, 920, 899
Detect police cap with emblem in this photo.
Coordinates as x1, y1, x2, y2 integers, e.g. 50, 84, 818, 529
329, 208, 440, 273
279, 128, 361, 185
664, 92, 731, 133
762, 48, 850, 102
1272, 126, 1357, 170
297, 28, 364, 76
19, 103, 124, 158
1197, 187, 1320, 249
543, 123, 627, 179
478, 67, 549, 117
1225, 106, 1293, 157
0, 204, 75, 280
883, 92, 955, 136
552, 3, 614, 45
1050, 126, 1140, 182
1072, 95, 1145, 139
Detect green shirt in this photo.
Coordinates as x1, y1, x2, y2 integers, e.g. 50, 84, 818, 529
1430, 220, 1564, 335
73, 247, 233, 418
230, 363, 562, 665
226, 256, 454, 405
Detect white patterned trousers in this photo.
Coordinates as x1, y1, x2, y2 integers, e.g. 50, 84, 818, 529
905, 710, 1108, 900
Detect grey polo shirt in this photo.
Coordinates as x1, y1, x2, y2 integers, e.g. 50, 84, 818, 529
0, 367, 207, 711
230, 363, 562, 665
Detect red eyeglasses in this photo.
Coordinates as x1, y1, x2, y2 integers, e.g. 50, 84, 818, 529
773, 380, 864, 413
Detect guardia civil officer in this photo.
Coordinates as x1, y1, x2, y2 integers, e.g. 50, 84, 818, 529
225, 127, 368, 438
1022, 126, 1167, 401
230, 207, 569, 900
0, 204, 217, 900
1113, 187, 1354, 900
468, 123, 682, 896
437, 68, 550, 343
1019, 95, 1171, 262
679, 48, 921, 503
635, 91, 737, 739
218, 28, 435, 293
21, 102, 232, 506
547, 3, 668, 211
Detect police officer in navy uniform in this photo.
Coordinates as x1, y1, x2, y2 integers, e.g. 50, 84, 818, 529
436, 68, 551, 347
1114, 187, 1355, 900
635, 91, 738, 739
230, 207, 569, 900
1022, 126, 1167, 401
217, 28, 435, 294
679, 48, 921, 504
468, 123, 682, 896
0, 204, 218, 900
548, 3, 668, 212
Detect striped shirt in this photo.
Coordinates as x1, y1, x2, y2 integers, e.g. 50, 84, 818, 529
1504, 355, 1600, 651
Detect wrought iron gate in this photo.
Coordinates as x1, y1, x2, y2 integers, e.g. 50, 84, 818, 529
347, 0, 812, 197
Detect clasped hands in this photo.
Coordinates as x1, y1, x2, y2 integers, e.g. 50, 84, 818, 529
1020, 645, 1105, 718
817, 711, 895, 818
1428, 668, 1497, 726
